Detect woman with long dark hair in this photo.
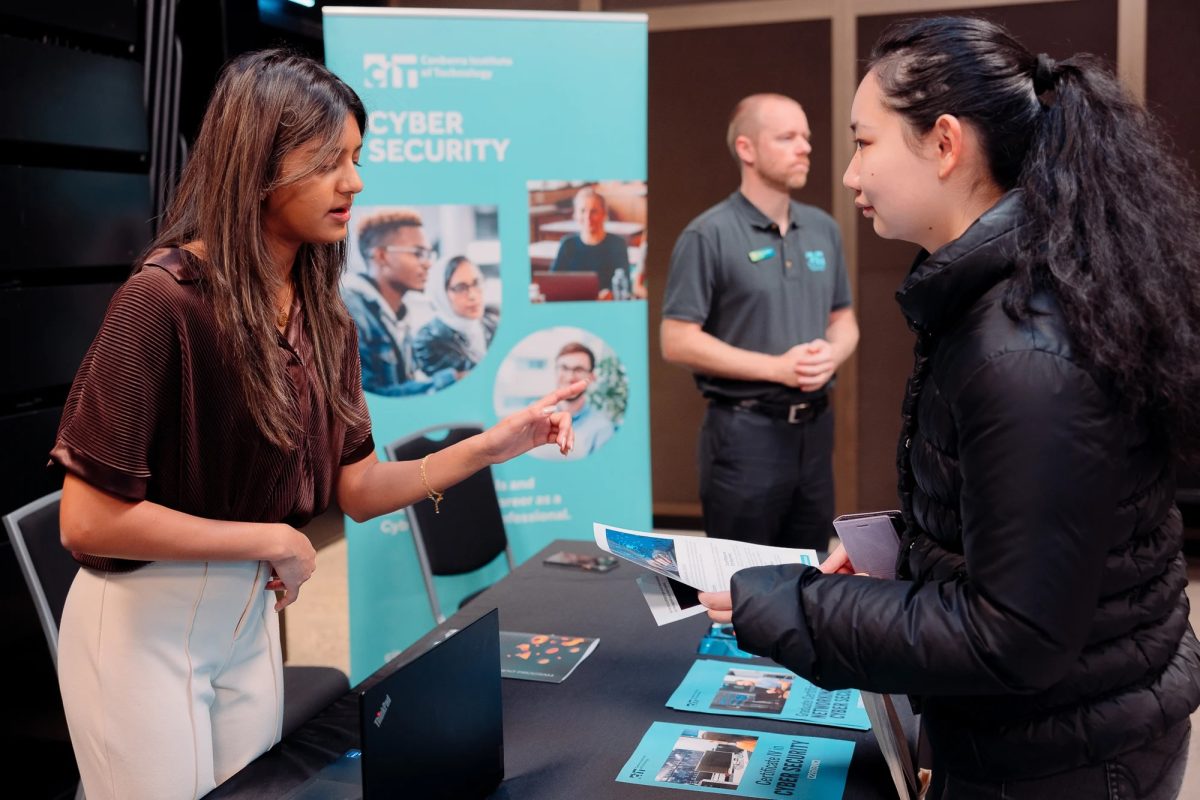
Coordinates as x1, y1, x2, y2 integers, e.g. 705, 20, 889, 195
51, 50, 580, 800
701, 16, 1200, 798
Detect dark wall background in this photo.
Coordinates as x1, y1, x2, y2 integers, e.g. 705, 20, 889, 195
1, 4, 150, 795
647, 19, 832, 514
1148, 0, 1200, 180
852, 0, 1119, 511
1147, 0, 1200, 507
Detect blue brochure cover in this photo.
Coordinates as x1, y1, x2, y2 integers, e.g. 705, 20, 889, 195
667, 660, 871, 731
617, 721, 854, 798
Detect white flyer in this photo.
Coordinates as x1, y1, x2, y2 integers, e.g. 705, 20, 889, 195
593, 522, 819, 593
635, 573, 709, 626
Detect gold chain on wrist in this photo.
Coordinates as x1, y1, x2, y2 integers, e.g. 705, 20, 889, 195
419, 453, 444, 514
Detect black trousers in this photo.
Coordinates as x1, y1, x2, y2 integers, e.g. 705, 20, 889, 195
697, 403, 835, 550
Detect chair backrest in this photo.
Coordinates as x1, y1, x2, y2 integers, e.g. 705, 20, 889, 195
385, 424, 508, 576
386, 424, 510, 623
3, 489, 348, 759
3, 490, 72, 669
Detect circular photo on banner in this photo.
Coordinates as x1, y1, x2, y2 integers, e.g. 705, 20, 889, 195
493, 326, 627, 461
341, 203, 501, 397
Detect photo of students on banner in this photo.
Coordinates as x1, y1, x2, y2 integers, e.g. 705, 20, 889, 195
527, 180, 647, 302
342, 203, 501, 396
493, 326, 627, 460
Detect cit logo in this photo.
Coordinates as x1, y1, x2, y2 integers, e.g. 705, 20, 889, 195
364, 54, 419, 89
804, 250, 827, 272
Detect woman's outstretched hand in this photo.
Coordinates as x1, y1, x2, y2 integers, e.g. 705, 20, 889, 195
479, 380, 586, 463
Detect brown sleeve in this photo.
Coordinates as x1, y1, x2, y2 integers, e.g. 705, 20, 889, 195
49, 268, 180, 500
340, 320, 375, 465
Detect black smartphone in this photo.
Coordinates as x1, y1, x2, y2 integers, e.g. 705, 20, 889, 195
831, 511, 905, 579
543, 551, 618, 572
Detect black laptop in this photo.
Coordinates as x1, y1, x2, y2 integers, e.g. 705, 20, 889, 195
284, 608, 504, 799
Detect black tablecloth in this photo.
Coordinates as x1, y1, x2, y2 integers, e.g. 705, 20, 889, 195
210, 539, 912, 799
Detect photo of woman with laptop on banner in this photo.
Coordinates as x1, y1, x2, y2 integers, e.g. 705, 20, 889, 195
341, 203, 501, 396
528, 179, 647, 302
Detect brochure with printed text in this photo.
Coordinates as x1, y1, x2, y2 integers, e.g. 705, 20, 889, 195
667, 660, 871, 731
594, 523, 818, 593
617, 721, 854, 798
499, 631, 599, 683
637, 573, 708, 625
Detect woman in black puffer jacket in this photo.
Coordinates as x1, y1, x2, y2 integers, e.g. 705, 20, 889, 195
700, 16, 1200, 799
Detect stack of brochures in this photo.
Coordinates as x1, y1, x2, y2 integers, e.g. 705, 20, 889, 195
597, 518, 923, 798
498, 631, 599, 683
697, 623, 755, 659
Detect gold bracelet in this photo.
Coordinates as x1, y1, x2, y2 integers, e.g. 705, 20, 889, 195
419, 453, 444, 514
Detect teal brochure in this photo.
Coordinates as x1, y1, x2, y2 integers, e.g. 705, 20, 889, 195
617, 721, 854, 798
667, 660, 870, 731
698, 623, 756, 659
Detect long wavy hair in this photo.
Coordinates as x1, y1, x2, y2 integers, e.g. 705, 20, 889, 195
144, 49, 367, 448
870, 16, 1200, 459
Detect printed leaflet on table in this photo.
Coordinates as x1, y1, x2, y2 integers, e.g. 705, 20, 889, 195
667, 660, 870, 731
617, 721, 853, 798
499, 631, 599, 683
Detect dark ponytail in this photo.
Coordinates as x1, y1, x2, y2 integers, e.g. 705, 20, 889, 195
871, 17, 1200, 459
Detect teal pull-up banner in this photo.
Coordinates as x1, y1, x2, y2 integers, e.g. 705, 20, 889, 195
324, 7, 650, 682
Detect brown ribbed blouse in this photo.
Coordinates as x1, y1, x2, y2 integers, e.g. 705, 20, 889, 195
49, 248, 375, 571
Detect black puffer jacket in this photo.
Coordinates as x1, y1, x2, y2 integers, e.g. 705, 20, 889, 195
731, 191, 1200, 781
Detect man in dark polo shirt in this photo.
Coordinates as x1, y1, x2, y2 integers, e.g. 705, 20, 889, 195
661, 93, 859, 550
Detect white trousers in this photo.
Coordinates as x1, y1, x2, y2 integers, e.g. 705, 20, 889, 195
58, 560, 284, 800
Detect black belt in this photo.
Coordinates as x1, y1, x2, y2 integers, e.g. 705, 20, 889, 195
709, 395, 828, 424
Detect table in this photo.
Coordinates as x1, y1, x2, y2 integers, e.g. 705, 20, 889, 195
210, 540, 912, 799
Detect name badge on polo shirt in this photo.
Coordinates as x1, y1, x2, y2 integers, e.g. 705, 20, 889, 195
748, 247, 775, 263
804, 250, 827, 271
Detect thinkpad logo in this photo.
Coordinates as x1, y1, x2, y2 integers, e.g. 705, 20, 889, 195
373, 694, 392, 728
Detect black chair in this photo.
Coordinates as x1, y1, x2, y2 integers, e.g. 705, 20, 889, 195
386, 423, 514, 624
2, 491, 350, 761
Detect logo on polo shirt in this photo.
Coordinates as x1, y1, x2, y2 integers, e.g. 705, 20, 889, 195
805, 250, 827, 271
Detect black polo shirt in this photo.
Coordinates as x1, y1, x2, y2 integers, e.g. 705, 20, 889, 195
663, 191, 852, 403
